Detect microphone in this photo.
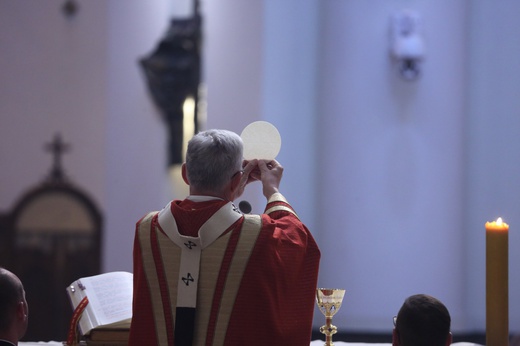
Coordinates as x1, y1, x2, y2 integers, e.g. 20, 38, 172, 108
238, 200, 252, 214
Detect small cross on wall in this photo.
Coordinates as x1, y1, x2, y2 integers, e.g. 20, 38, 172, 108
45, 133, 70, 182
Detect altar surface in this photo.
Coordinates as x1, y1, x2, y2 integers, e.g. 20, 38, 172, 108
309, 342, 482, 346
19, 341, 483, 346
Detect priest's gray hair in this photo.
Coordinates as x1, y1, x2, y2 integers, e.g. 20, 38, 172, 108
185, 129, 243, 192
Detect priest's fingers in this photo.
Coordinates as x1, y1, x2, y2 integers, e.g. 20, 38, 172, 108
259, 159, 282, 173
258, 160, 283, 198
242, 159, 260, 184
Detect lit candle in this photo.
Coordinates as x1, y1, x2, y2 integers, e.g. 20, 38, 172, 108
485, 217, 509, 346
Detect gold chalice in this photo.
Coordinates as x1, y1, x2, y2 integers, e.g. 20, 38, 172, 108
316, 288, 345, 346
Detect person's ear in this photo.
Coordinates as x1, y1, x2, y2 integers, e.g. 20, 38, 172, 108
226, 170, 246, 202
16, 299, 29, 339
17, 300, 27, 321
446, 332, 453, 345
392, 328, 400, 346
229, 170, 242, 192
181, 163, 190, 185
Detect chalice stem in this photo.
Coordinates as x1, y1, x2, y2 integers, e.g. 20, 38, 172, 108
321, 316, 337, 346
326, 317, 333, 346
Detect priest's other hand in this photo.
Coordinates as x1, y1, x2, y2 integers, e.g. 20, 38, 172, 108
258, 159, 283, 199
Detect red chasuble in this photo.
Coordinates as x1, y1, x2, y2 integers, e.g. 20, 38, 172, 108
129, 193, 320, 346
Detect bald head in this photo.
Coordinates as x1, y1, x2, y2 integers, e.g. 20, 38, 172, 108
0, 267, 28, 342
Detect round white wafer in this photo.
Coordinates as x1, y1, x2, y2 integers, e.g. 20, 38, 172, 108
240, 121, 281, 160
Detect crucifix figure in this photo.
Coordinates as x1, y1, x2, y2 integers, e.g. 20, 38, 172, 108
140, 1, 202, 167
45, 133, 70, 182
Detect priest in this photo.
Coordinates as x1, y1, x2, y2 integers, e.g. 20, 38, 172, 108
129, 129, 320, 346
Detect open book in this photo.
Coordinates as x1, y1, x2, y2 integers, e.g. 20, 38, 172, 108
66, 271, 133, 340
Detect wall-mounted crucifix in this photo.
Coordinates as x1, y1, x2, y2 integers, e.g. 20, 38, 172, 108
140, 0, 202, 167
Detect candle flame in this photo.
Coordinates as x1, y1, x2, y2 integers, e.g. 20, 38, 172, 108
496, 217, 503, 225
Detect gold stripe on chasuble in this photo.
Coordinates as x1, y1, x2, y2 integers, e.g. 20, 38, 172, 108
267, 192, 289, 204
156, 228, 182, 341
211, 214, 262, 345
265, 205, 299, 219
137, 213, 170, 346
192, 232, 232, 345
266, 193, 300, 219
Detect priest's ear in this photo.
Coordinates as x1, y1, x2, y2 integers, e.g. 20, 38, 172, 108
181, 163, 190, 185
